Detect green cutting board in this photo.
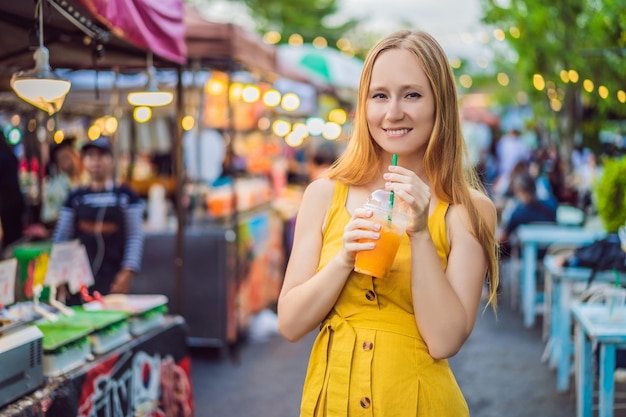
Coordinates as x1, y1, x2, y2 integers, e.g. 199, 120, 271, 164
36, 323, 91, 352
61, 308, 129, 330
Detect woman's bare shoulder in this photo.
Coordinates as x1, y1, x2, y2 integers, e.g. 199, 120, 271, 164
298, 178, 335, 231
469, 188, 496, 215
298, 178, 337, 223
447, 188, 497, 232
302, 178, 337, 204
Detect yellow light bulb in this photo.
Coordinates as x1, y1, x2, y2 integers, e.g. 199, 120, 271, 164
133, 106, 152, 123
88, 125, 101, 141
53, 130, 64, 144
182, 115, 195, 131
263, 90, 281, 107
328, 108, 347, 125
533, 74, 545, 91
281, 93, 300, 111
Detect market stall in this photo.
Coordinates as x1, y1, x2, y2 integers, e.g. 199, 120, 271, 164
0, 0, 344, 355
128, 5, 289, 348
0, 1, 193, 414
0, 316, 191, 417
0, 239, 191, 417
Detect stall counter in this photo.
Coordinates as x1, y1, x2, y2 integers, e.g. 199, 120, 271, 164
0, 315, 191, 417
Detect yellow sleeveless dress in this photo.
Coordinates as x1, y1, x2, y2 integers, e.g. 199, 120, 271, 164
300, 181, 469, 417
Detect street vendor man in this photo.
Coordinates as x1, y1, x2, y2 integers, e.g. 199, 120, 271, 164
52, 137, 145, 304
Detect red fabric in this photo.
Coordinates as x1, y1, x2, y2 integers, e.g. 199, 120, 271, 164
78, 352, 120, 416
78, 0, 187, 64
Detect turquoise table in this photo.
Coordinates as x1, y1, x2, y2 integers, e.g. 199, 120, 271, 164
572, 303, 626, 417
543, 256, 623, 392
516, 224, 605, 328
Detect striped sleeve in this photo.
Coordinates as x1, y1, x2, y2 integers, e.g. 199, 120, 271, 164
122, 200, 145, 272
52, 206, 75, 243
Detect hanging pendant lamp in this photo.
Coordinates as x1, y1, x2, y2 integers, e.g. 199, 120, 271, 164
11, 0, 71, 115
127, 52, 173, 107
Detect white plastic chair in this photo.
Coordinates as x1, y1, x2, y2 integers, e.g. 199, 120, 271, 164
556, 205, 586, 227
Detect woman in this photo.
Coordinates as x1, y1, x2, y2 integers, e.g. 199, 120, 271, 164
278, 30, 499, 416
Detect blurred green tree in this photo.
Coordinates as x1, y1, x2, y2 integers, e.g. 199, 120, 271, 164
481, 0, 626, 165
240, 0, 359, 49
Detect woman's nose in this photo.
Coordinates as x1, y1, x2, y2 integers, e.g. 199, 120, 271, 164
385, 99, 404, 121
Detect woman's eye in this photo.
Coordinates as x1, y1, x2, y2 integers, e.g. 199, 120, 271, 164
371, 93, 387, 99
407, 92, 422, 99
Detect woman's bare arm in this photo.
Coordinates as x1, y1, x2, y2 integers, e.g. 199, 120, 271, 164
278, 179, 350, 341
411, 192, 496, 359
278, 179, 382, 342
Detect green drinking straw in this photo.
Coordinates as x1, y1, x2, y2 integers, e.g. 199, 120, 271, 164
388, 154, 398, 221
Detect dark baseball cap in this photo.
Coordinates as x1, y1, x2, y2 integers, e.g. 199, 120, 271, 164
50, 136, 77, 161
81, 137, 112, 155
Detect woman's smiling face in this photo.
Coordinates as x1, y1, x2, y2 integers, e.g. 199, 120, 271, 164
365, 48, 436, 157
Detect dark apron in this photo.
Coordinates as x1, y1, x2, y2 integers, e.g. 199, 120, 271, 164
68, 188, 126, 304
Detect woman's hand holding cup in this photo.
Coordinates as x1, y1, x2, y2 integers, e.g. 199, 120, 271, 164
339, 208, 381, 267
384, 165, 430, 237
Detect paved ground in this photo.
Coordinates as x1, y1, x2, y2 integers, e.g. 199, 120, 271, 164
190, 296, 626, 417
450, 302, 575, 417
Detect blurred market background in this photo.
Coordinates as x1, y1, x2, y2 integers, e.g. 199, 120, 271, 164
0, 0, 625, 416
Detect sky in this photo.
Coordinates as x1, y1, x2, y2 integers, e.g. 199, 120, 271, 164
195, 0, 495, 62
334, 0, 491, 55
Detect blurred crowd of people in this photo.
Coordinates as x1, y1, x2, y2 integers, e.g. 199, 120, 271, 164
462, 118, 610, 256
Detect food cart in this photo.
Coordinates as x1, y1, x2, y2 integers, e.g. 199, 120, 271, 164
0, 1, 193, 415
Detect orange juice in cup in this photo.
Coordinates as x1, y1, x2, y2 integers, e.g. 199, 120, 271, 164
355, 221, 404, 277
354, 189, 410, 278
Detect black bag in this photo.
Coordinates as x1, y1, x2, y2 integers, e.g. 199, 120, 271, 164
567, 233, 626, 287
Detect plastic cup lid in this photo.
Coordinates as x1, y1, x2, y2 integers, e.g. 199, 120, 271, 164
364, 189, 410, 219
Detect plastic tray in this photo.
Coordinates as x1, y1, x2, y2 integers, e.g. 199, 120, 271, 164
61, 309, 131, 355
62, 308, 129, 330
84, 294, 168, 316
43, 340, 91, 377
36, 322, 92, 352
90, 321, 131, 355
0, 317, 27, 334
2, 302, 46, 331
129, 314, 165, 336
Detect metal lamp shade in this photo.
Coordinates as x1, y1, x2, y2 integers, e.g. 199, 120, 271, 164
11, 46, 71, 115
127, 65, 173, 107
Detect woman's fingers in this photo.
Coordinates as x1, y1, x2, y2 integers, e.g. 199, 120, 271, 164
345, 226, 380, 244
383, 170, 411, 185
384, 166, 431, 234
384, 180, 429, 208
344, 212, 380, 244
353, 207, 373, 219
341, 208, 381, 262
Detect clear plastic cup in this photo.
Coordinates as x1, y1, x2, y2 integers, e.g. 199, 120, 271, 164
354, 189, 410, 278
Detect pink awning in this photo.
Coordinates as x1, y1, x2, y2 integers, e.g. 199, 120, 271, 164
78, 0, 187, 64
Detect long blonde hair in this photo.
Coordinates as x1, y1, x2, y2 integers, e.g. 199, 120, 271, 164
328, 30, 499, 309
